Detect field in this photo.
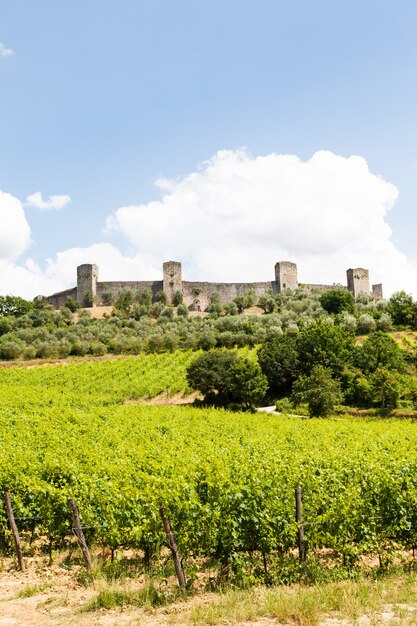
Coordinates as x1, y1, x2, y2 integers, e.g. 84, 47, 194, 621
2, 354, 417, 624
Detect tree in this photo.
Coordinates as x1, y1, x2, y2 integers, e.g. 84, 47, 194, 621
186, 349, 267, 410
101, 292, 114, 306
291, 365, 343, 417
320, 289, 355, 315
296, 320, 355, 377
370, 368, 401, 409
388, 291, 416, 327
173, 291, 183, 306
257, 333, 299, 397
0, 295, 33, 317
355, 331, 406, 374
65, 296, 80, 312
115, 290, 133, 314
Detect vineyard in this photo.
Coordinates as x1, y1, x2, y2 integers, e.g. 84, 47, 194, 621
2, 354, 417, 583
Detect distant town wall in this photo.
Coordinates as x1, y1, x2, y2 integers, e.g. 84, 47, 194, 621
43, 260, 383, 310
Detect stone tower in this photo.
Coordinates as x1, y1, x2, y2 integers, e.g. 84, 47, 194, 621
346, 268, 370, 299
275, 261, 298, 292
372, 284, 383, 300
77, 264, 99, 304
163, 261, 182, 304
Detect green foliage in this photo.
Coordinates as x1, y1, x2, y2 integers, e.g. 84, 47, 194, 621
64, 296, 80, 312
173, 291, 183, 306
0, 317, 13, 336
258, 292, 275, 313
357, 313, 376, 334
115, 290, 133, 314
388, 291, 417, 327
101, 292, 114, 306
0, 295, 33, 317
176, 304, 188, 317
155, 290, 167, 304
82, 292, 94, 308
296, 320, 355, 377
369, 368, 401, 409
3, 357, 417, 568
355, 331, 406, 374
291, 365, 343, 417
257, 334, 299, 397
186, 349, 267, 409
137, 290, 152, 307
320, 289, 355, 315
341, 367, 373, 408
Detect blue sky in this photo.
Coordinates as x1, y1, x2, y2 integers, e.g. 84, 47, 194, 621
1, 1, 417, 297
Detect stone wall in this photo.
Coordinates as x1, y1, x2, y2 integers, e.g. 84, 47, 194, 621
299, 283, 347, 293
182, 281, 275, 311
45, 287, 77, 309
44, 260, 382, 310
97, 281, 163, 303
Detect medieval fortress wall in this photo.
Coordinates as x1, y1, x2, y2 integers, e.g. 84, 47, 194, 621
44, 260, 383, 310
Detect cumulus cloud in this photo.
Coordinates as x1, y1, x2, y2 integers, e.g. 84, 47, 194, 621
0, 243, 154, 298
106, 149, 414, 296
0, 191, 31, 261
1, 149, 417, 299
0, 42, 14, 57
26, 191, 72, 211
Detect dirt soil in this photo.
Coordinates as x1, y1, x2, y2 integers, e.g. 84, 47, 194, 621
1, 557, 415, 626
0, 558, 278, 626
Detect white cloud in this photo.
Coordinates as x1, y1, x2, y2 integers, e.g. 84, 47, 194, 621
0, 191, 31, 261
0, 42, 14, 57
1, 149, 417, 299
106, 149, 415, 296
0, 243, 156, 299
26, 191, 72, 211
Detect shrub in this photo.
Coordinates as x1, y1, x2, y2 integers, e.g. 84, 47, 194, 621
0, 317, 13, 336
173, 291, 183, 306
258, 334, 299, 397
82, 292, 94, 308
291, 365, 343, 417
101, 292, 114, 306
0, 339, 24, 360
176, 304, 188, 317
320, 289, 355, 315
186, 349, 268, 410
155, 290, 167, 304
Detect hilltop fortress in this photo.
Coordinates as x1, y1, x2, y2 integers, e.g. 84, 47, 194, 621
44, 261, 383, 310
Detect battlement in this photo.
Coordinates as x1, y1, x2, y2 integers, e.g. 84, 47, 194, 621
44, 260, 382, 310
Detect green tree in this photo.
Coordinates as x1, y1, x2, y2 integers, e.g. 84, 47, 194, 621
388, 291, 416, 327
64, 296, 80, 312
101, 292, 114, 306
291, 365, 343, 417
370, 367, 401, 409
257, 333, 299, 397
115, 290, 133, 314
186, 349, 267, 410
296, 320, 355, 377
0, 295, 33, 317
173, 291, 183, 306
320, 289, 355, 315
355, 331, 406, 374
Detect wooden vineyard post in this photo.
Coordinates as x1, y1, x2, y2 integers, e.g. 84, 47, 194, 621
159, 507, 186, 587
295, 487, 306, 564
3, 491, 25, 571
68, 498, 92, 570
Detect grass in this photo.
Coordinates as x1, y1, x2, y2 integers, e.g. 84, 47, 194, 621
15, 583, 51, 598
85, 578, 186, 611
171, 573, 417, 625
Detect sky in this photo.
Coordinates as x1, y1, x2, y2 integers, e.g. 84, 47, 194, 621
1, 0, 417, 299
